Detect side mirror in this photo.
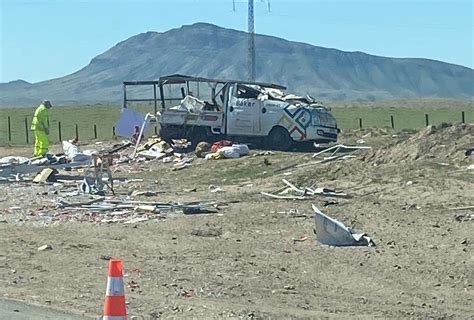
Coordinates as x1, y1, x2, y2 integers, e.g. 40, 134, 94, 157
262, 107, 267, 114
230, 106, 234, 112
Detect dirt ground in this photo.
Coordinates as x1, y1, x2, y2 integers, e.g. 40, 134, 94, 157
0, 124, 473, 319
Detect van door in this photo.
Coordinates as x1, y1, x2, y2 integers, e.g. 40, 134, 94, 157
226, 85, 261, 135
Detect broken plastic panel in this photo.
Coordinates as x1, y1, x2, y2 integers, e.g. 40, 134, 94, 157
313, 205, 375, 247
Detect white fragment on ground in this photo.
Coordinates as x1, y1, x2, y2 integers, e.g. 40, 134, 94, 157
38, 245, 53, 251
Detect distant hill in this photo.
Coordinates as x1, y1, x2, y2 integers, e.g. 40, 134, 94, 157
1, 23, 473, 106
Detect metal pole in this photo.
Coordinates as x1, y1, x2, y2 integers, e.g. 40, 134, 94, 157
390, 115, 394, 129
425, 114, 429, 126
7, 116, 11, 142
123, 84, 127, 109
132, 114, 150, 158
58, 122, 62, 142
159, 83, 165, 110
359, 118, 362, 129
75, 124, 79, 139
153, 84, 158, 115
94, 124, 98, 139
153, 84, 158, 135
24, 117, 29, 144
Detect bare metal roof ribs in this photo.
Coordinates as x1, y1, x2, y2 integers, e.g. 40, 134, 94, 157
123, 74, 286, 90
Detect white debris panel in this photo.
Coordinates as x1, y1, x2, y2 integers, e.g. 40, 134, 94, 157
312, 205, 375, 247
115, 108, 150, 138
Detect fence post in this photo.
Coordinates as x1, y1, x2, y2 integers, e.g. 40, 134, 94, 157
24, 117, 29, 144
75, 124, 79, 139
461, 111, 465, 124
94, 124, 98, 139
359, 118, 363, 129
7, 116, 11, 142
425, 114, 429, 126
390, 115, 394, 129
58, 122, 62, 142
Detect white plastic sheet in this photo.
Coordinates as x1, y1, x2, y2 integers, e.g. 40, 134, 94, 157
0, 156, 30, 165
115, 108, 150, 138
62, 141, 92, 163
219, 144, 250, 158
313, 205, 375, 246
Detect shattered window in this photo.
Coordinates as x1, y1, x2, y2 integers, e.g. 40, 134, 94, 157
236, 85, 260, 99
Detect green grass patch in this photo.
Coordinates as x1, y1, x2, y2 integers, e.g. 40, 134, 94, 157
0, 100, 472, 145
332, 106, 471, 130
0, 104, 158, 145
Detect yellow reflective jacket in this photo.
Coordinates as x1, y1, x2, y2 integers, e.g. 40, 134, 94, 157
31, 103, 49, 132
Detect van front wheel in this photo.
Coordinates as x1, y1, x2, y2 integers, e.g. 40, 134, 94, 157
266, 127, 292, 151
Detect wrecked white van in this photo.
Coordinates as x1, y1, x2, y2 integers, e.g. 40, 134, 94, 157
122, 74, 339, 151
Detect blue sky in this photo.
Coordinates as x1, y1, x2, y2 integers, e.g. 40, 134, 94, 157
0, 0, 472, 83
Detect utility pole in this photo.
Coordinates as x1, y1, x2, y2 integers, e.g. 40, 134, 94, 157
248, 0, 255, 81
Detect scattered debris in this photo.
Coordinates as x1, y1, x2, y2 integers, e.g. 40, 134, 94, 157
312, 205, 375, 247
261, 179, 350, 200
124, 217, 149, 224
0, 156, 30, 165
131, 191, 162, 197
38, 244, 53, 251
312, 144, 371, 159
275, 209, 308, 218
209, 185, 224, 193
323, 199, 338, 207
138, 140, 173, 160
205, 143, 250, 160
191, 226, 222, 237
62, 139, 94, 163
449, 206, 474, 211
33, 168, 56, 183
195, 142, 211, 158
253, 151, 276, 157
453, 213, 474, 222
172, 157, 193, 171
45, 198, 223, 224
292, 236, 308, 243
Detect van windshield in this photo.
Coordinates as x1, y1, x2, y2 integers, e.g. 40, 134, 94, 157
312, 109, 337, 128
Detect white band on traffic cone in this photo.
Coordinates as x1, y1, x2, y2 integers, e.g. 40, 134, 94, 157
106, 276, 125, 296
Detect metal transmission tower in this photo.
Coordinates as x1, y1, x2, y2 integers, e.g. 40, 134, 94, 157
234, 1, 270, 81
248, 0, 256, 81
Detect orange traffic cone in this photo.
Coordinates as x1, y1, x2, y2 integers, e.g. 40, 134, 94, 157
103, 259, 127, 320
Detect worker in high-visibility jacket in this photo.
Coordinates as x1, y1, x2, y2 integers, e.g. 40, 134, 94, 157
31, 100, 52, 156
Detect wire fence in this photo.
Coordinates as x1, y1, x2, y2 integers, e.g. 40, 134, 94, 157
0, 109, 469, 146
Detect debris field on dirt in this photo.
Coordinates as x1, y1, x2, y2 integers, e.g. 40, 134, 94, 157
0, 123, 473, 319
